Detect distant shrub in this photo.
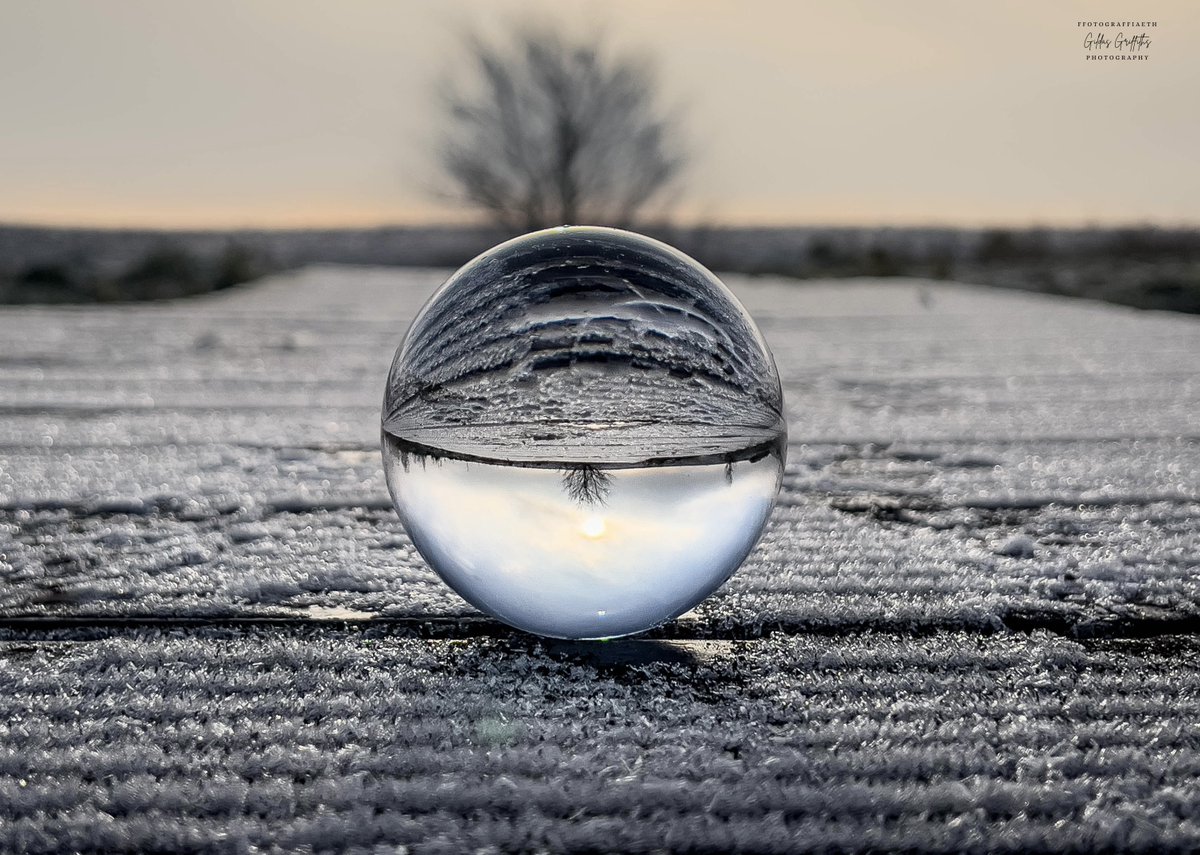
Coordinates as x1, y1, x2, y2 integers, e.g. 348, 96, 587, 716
4, 263, 89, 303
977, 230, 1016, 262
929, 255, 953, 280
213, 243, 269, 290
18, 264, 75, 287
865, 247, 903, 277
114, 245, 205, 300
1119, 274, 1200, 313
1, 240, 275, 304
808, 239, 839, 268
94, 243, 272, 301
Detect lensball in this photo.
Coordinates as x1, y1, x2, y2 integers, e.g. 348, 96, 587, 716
382, 226, 786, 639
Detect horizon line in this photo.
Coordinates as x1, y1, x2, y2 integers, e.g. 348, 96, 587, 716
3, 217, 1199, 234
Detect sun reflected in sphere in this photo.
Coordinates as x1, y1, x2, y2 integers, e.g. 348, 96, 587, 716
580, 515, 607, 539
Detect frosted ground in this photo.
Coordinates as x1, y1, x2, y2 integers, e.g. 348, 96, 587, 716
1, 268, 1198, 852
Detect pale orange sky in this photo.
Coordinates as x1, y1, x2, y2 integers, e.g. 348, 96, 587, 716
1, 1, 1196, 228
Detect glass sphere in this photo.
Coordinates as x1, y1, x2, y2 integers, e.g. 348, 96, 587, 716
382, 226, 786, 639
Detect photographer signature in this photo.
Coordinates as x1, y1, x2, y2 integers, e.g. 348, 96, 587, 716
1083, 31, 1152, 51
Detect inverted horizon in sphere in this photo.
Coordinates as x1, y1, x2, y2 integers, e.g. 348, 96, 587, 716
384, 434, 783, 639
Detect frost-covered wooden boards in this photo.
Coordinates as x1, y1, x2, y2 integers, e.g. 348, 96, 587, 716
1, 268, 1197, 634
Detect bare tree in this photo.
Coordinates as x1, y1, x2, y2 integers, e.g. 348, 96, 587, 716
439, 26, 686, 230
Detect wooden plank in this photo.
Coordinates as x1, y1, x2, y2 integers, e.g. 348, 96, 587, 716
1, 628, 1197, 852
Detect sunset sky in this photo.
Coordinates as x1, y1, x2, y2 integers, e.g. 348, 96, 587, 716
1, 0, 1196, 228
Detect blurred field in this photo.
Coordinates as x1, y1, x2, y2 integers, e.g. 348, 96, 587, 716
2, 223, 1199, 313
